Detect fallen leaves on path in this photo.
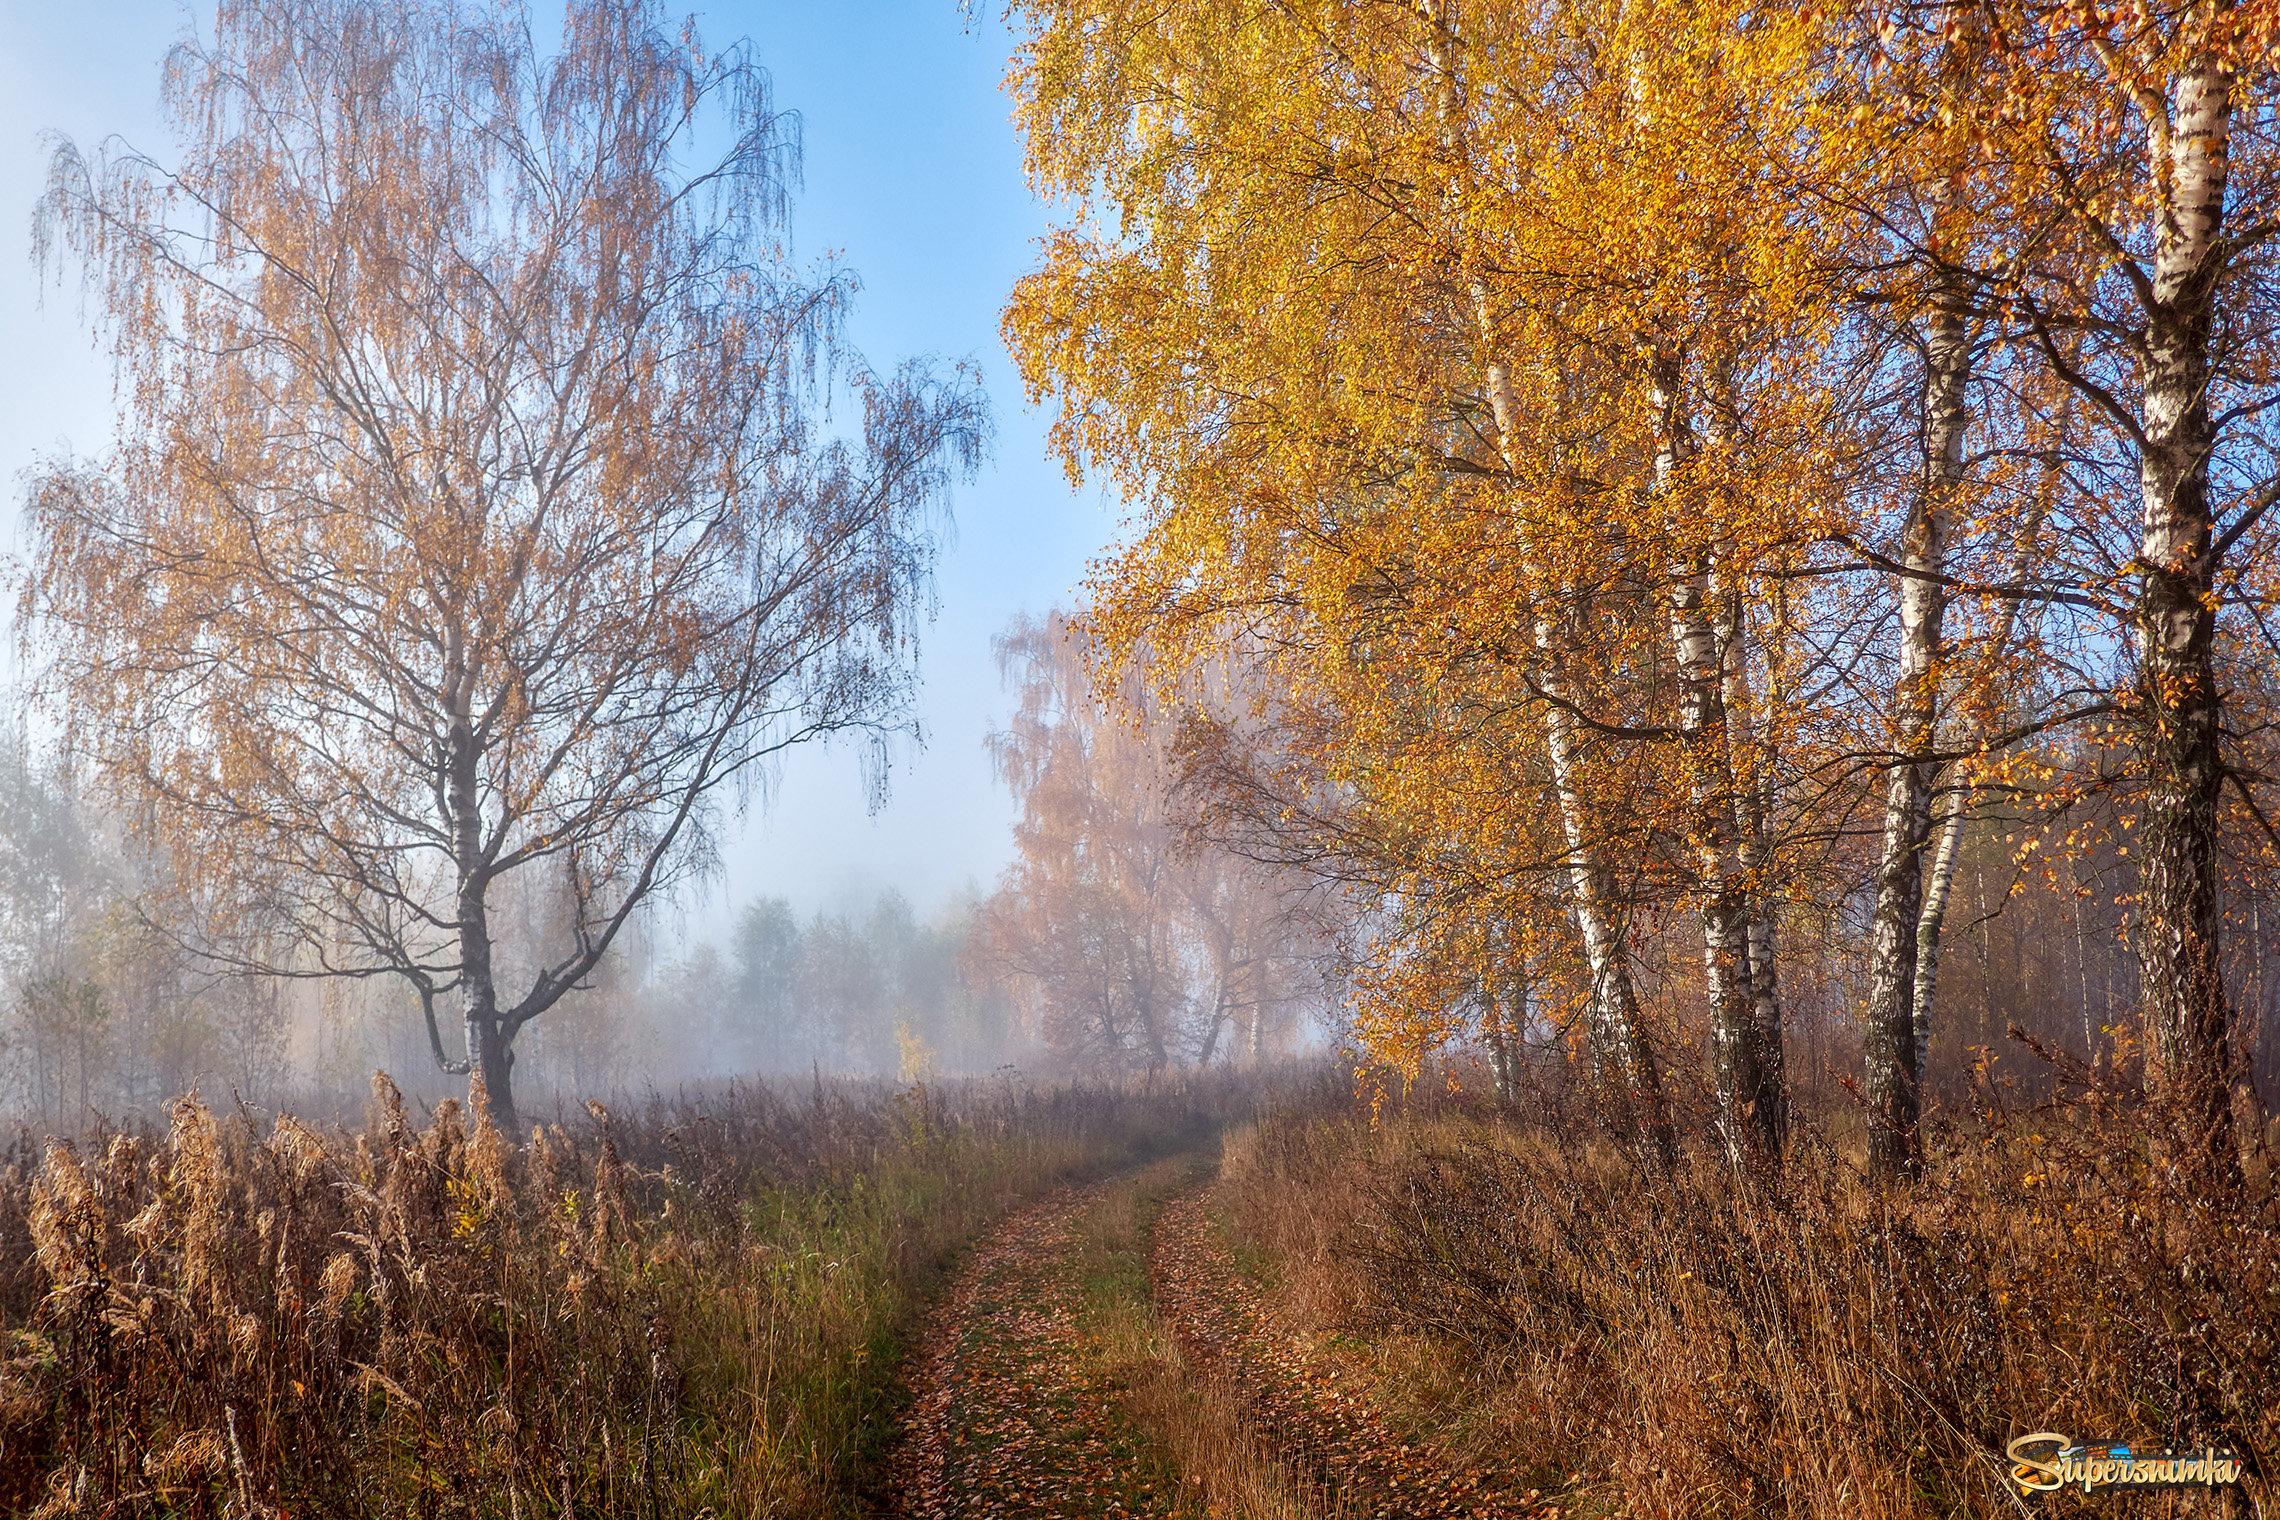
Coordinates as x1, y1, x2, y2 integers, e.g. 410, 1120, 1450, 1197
1149, 1188, 1560, 1520
892, 1183, 1185, 1519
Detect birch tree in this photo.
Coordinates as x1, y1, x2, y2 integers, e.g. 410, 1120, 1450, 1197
978, 613, 1331, 1073
1947, 0, 2280, 1165
1001, 0, 2280, 1170
23, 0, 985, 1127
1854, 16, 1994, 1179
1001, 0, 1850, 1161
1004, 0, 1681, 1147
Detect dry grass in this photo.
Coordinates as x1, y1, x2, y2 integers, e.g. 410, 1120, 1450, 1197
0, 1066, 1258, 1518
1218, 1067, 2278, 1519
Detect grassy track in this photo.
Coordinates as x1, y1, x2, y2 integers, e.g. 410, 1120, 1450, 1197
889, 1171, 1196, 1519
887, 1147, 1564, 1520
1146, 1185, 1566, 1520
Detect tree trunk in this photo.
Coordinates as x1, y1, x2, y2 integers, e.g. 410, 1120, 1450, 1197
1705, 353, 1789, 1155
1914, 365, 2073, 1072
1196, 982, 1229, 1066
1485, 938, 1529, 1104
1135, 978, 1171, 1074
2131, 44, 2238, 1169
1723, 642, 1796, 1153
1677, 563, 1765, 1170
1656, 352, 1772, 1170
1864, 758, 1933, 1178
475, 1019, 516, 1129
1538, 627, 1677, 1167
1468, 256, 1674, 1165
1865, 287, 1968, 1179
1719, 588, 1789, 1152
1484, 1027, 1515, 1104
1913, 784, 1967, 1077
444, 627, 518, 1132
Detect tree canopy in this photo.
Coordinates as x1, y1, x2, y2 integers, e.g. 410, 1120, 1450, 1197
1003, 0, 2280, 1172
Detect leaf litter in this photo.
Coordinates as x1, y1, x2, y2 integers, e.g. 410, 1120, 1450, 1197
892, 1176, 1561, 1519
892, 1181, 1190, 1519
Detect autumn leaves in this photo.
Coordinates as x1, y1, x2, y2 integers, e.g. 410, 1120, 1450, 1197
1001, 2, 2280, 1173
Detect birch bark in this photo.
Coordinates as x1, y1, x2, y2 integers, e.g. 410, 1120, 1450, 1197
1655, 351, 1774, 1168
1536, 652, 1677, 1163
2129, 33, 2239, 1164
1864, 291, 1967, 1178
1433, 3, 1674, 1163
1912, 379, 2071, 1070
1913, 785, 1968, 1060
1492, 342, 1677, 1163
437, 615, 519, 1128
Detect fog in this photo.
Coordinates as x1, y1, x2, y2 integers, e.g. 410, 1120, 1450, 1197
0, 738, 1330, 1125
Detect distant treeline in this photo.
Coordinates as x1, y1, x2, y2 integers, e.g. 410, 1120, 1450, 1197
0, 703, 1038, 1118
0, 687, 1323, 1121
603, 891, 1026, 1085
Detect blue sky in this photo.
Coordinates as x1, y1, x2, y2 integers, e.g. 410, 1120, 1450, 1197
0, 0, 1119, 947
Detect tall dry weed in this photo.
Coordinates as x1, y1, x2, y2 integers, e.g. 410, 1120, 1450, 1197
0, 1066, 1262, 1517
1222, 1066, 2276, 1518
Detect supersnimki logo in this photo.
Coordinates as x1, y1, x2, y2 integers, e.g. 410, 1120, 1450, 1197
2006, 1433, 2246, 1495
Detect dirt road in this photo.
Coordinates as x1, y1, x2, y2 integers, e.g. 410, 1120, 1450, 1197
1149, 1187, 1551, 1520
890, 1180, 1185, 1519
890, 1169, 1559, 1520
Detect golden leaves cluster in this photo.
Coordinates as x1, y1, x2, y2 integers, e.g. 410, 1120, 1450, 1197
1002, 0, 2280, 1068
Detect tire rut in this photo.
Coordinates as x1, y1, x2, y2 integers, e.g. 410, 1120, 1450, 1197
1148, 1185, 1556, 1520
891, 1179, 1184, 1520
891, 1175, 1556, 1520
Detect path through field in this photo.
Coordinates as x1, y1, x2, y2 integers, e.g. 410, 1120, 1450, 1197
890, 1168, 1563, 1520
891, 1179, 1187, 1519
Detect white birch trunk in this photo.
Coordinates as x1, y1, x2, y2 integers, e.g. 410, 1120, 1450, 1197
1912, 786, 1969, 1068
1864, 290, 1966, 1178
1655, 352, 1772, 1168
2129, 33, 2239, 1163
1534, 638, 1675, 1162
1911, 375, 2071, 1071
1486, 330, 1674, 1159
1439, 3, 1671, 1162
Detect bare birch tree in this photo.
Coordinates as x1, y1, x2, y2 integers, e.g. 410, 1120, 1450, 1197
22, 0, 986, 1127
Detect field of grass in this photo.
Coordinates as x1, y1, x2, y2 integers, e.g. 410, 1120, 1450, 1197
5, 1058, 2269, 1519
0, 1069, 1255, 1518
